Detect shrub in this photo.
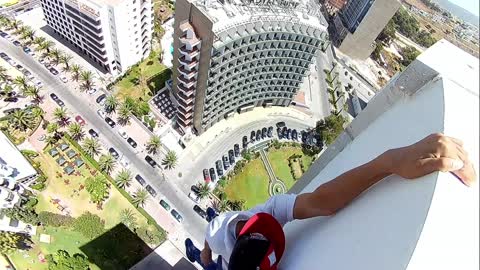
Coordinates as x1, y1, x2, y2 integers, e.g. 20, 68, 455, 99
23, 197, 38, 211
1, 208, 39, 225
38, 211, 75, 227
31, 182, 46, 191
85, 175, 110, 203
73, 212, 105, 239
20, 149, 39, 158
135, 226, 165, 246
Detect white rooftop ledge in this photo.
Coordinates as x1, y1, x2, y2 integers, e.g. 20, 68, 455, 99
282, 40, 479, 270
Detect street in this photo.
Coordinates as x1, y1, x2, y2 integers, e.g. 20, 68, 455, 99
0, 37, 208, 242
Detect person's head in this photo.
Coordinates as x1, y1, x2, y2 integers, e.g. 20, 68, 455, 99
228, 213, 285, 270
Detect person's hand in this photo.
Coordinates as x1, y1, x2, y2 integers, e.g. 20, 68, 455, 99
200, 246, 213, 266
383, 133, 476, 186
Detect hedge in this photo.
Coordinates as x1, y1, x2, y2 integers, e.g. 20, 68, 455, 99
38, 211, 75, 227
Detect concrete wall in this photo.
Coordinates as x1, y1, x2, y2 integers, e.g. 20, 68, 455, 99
339, 0, 400, 59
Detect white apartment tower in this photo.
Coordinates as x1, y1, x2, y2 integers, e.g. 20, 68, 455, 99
40, 0, 154, 75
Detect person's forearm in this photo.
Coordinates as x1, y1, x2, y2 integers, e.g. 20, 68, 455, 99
293, 151, 392, 219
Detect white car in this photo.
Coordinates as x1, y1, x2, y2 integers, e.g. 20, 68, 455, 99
60, 76, 68, 83
117, 129, 128, 139
120, 157, 130, 168
97, 109, 106, 118
87, 88, 97, 95
7, 59, 16, 66
35, 81, 43, 87
188, 192, 200, 203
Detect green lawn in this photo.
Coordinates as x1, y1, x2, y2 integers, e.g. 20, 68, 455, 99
266, 147, 314, 189
9, 139, 163, 270
115, 50, 172, 101
224, 158, 270, 209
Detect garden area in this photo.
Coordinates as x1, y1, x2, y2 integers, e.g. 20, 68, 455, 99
6, 138, 165, 270
0, 106, 43, 145
266, 145, 314, 188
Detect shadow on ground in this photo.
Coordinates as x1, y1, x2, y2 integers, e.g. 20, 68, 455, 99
147, 68, 172, 95
80, 223, 153, 270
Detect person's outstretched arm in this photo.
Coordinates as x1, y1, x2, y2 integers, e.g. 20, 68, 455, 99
293, 133, 476, 219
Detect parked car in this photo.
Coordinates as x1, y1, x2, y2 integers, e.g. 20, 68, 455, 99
261, 127, 267, 139
35, 80, 43, 88
223, 155, 230, 170
97, 109, 106, 118
287, 128, 292, 139
228, 150, 235, 164
276, 121, 286, 129
250, 130, 256, 142
135, 174, 146, 186
0, 31, 7, 38
49, 93, 59, 101
159, 199, 170, 211
127, 137, 137, 148
60, 75, 68, 83
301, 130, 307, 142
13, 40, 21, 46
96, 94, 106, 104
188, 192, 200, 203
49, 67, 59, 75
117, 128, 128, 139
292, 129, 298, 140
193, 205, 207, 219
15, 64, 23, 71
170, 209, 183, 222
105, 117, 116, 128
87, 88, 97, 95
75, 115, 86, 126
203, 169, 211, 182
277, 127, 283, 138
145, 155, 157, 167
209, 168, 216, 182
109, 147, 120, 159
267, 126, 273, 137
88, 128, 99, 138
242, 136, 248, 148
51, 94, 64, 107
215, 160, 223, 176
120, 157, 130, 168
146, 185, 157, 197
191, 185, 200, 194
233, 144, 240, 157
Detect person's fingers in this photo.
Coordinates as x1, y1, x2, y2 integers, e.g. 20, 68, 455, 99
418, 157, 464, 174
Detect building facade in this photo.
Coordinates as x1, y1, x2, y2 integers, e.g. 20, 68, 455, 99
171, 0, 330, 134
330, 0, 400, 59
40, 0, 154, 75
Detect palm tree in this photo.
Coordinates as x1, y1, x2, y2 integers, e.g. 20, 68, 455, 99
46, 122, 60, 138
9, 20, 21, 31
0, 66, 10, 82
68, 122, 84, 141
80, 70, 94, 91
162, 150, 178, 170
59, 54, 73, 71
98, 154, 116, 174
50, 48, 61, 64
132, 188, 149, 208
9, 109, 34, 131
214, 199, 230, 213
31, 106, 45, 121
13, 76, 28, 93
45, 135, 57, 146
117, 104, 131, 125
0, 15, 11, 29
39, 40, 54, 54
33, 36, 46, 47
146, 135, 161, 155
24, 85, 41, 103
119, 209, 137, 229
70, 64, 81, 81
197, 183, 210, 199
104, 95, 118, 114
53, 107, 69, 126
25, 28, 36, 42
82, 137, 102, 157
115, 169, 132, 189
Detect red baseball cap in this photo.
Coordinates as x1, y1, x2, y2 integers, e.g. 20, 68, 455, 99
228, 213, 286, 270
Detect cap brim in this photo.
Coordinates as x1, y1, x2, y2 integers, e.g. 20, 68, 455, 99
239, 213, 286, 263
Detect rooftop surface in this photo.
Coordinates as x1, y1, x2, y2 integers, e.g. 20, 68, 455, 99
0, 132, 37, 181
190, 0, 328, 33
282, 40, 479, 270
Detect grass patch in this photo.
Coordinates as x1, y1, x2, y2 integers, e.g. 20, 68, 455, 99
224, 158, 270, 209
267, 146, 314, 188
114, 51, 171, 101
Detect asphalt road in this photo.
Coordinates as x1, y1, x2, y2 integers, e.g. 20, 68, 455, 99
0, 37, 207, 241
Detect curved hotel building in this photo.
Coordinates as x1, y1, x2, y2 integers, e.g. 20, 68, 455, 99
172, 0, 330, 134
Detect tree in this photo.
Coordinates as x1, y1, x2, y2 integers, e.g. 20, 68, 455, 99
216, 199, 230, 213
31, 106, 45, 121
33, 36, 46, 47
70, 64, 82, 81
73, 212, 105, 239
24, 85, 42, 103
377, 19, 396, 44
53, 107, 69, 126
119, 209, 137, 229
371, 42, 384, 61
197, 183, 210, 199
98, 154, 116, 174
117, 103, 131, 125
104, 95, 118, 113
392, 8, 420, 38
227, 200, 245, 211
13, 76, 28, 93
82, 137, 102, 157
50, 48, 62, 64
316, 113, 347, 145
46, 122, 61, 138
146, 135, 161, 155
38, 211, 75, 227
162, 150, 178, 169
59, 54, 73, 70
115, 169, 132, 189
400, 46, 420, 67
9, 109, 34, 131
46, 249, 89, 270
414, 29, 436, 48
132, 188, 149, 208
68, 122, 84, 141
0, 231, 32, 254
1, 207, 39, 225
39, 40, 55, 54
0, 66, 10, 82
80, 70, 94, 91
85, 175, 110, 203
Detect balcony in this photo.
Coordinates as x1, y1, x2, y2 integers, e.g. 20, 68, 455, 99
177, 76, 196, 88
177, 91, 194, 105
179, 45, 200, 58
178, 65, 197, 79
177, 107, 193, 119
177, 115, 192, 127
179, 36, 201, 48
178, 55, 198, 69
177, 84, 195, 95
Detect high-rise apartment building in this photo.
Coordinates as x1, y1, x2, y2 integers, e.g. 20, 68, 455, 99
171, 0, 330, 134
330, 0, 400, 59
40, 0, 154, 75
